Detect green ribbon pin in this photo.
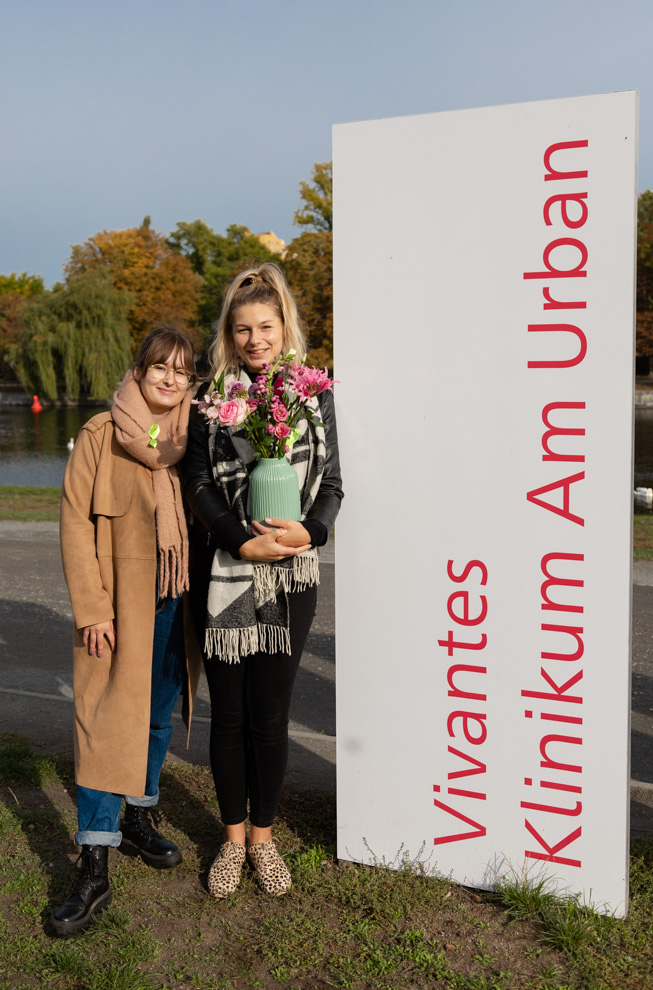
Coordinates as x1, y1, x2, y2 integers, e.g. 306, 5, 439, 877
285, 427, 301, 450
148, 424, 160, 448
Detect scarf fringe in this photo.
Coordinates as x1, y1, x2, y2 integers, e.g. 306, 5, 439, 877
291, 552, 320, 590
203, 621, 291, 663
257, 622, 292, 655
204, 625, 259, 663
158, 543, 189, 599
252, 554, 320, 601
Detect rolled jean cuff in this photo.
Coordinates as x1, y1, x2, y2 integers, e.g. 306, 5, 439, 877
125, 788, 159, 809
75, 829, 122, 848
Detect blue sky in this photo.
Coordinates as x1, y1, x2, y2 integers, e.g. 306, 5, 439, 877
2, 0, 652, 287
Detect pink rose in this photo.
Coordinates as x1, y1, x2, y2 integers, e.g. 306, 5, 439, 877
272, 404, 288, 422
218, 397, 248, 427
274, 422, 291, 439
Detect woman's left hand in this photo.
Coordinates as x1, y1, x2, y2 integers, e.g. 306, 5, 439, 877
252, 518, 312, 549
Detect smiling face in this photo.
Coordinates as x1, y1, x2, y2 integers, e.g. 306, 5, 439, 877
232, 302, 284, 374
135, 348, 190, 417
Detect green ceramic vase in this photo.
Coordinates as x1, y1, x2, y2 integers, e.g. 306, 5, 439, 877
249, 456, 301, 523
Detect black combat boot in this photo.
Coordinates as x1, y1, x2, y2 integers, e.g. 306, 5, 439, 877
119, 805, 182, 869
52, 845, 111, 937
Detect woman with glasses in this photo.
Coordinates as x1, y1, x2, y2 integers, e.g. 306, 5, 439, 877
53, 327, 201, 937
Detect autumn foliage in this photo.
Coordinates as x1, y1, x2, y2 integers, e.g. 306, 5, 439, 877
0, 163, 340, 394
64, 220, 202, 348
284, 231, 333, 369
0, 273, 45, 379
637, 191, 653, 358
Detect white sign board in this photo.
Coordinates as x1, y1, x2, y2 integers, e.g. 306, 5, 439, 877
334, 92, 637, 916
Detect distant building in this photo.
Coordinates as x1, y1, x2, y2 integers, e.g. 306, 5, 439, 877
254, 231, 287, 258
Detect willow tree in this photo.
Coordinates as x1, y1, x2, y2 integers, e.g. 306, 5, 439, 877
8, 275, 133, 401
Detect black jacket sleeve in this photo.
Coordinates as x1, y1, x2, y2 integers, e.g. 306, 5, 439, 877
302, 389, 344, 547
181, 395, 250, 558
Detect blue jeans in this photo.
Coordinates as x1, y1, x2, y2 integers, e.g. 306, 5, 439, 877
75, 595, 185, 847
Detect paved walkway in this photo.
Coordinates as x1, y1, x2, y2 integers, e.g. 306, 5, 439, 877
1, 522, 653, 834
0, 522, 336, 793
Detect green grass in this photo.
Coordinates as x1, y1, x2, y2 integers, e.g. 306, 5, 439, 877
0, 485, 60, 521
491, 855, 653, 988
2, 485, 653, 563
1, 737, 653, 989
634, 514, 653, 559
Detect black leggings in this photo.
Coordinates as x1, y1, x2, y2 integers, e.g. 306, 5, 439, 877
202, 585, 317, 827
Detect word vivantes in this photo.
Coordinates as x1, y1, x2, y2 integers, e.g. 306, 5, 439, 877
434, 558, 489, 845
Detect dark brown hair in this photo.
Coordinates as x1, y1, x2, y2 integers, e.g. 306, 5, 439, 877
134, 327, 196, 381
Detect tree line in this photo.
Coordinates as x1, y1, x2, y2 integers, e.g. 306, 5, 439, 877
4, 171, 653, 401
0, 162, 333, 401
637, 190, 653, 364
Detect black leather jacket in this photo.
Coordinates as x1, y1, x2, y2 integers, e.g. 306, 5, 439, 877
182, 385, 344, 558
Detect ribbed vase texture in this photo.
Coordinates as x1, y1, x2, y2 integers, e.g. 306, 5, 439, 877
249, 457, 301, 523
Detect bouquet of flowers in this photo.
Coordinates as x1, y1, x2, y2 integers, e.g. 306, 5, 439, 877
194, 352, 337, 458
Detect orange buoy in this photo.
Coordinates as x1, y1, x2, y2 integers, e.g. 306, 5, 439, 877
31, 395, 43, 413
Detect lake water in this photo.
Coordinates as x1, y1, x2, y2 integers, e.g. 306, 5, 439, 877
3, 405, 653, 501
0, 406, 109, 486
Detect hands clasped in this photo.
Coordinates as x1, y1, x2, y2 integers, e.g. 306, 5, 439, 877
239, 518, 311, 563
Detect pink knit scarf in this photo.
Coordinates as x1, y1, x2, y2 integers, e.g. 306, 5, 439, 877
111, 371, 191, 599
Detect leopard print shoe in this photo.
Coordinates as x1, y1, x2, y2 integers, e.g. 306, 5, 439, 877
207, 841, 246, 899
247, 839, 292, 896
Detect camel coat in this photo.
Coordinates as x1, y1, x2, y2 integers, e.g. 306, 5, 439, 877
60, 412, 202, 797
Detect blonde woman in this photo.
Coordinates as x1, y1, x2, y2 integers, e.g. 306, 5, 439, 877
183, 263, 343, 898
54, 328, 201, 936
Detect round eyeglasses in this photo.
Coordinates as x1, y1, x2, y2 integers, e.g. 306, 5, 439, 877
147, 364, 195, 386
